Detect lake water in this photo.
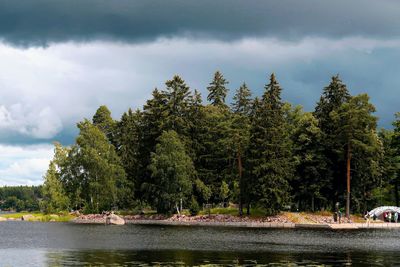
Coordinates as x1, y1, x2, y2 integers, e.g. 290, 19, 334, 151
0, 222, 400, 266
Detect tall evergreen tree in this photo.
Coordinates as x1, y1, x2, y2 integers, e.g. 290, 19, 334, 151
247, 74, 293, 215
195, 105, 231, 201
92, 105, 116, 144
291, 111, 327, 211
162, 75, 194, 157
314, 75, 351, 209
139, 88, 168, 200
379, 128, 400, 207
331, 94, 378, 218
390, 113, 400, 205
116, 108, 142, 205
163, 75, 192, 133
207, 71, 229, 106
232, 82, 252, 114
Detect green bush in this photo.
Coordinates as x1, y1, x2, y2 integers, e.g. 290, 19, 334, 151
189, 197, 200, 216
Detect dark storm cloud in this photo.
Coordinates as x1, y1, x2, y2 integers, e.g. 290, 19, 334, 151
0, 0, 400, 46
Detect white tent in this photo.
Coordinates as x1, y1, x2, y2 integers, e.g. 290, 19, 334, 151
368, 206, 400, 217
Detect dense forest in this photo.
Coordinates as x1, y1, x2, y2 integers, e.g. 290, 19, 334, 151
0, 186, 42, 211
41, 72, 400, 217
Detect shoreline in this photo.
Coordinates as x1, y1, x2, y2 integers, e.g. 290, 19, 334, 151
4, 212, 400, 230
75, 218, 400, 229
72, 213, 400, 230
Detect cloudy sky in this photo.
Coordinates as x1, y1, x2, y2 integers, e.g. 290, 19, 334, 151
0, 0, 399, 185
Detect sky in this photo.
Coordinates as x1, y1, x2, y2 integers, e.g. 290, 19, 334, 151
0, 0, 399, 185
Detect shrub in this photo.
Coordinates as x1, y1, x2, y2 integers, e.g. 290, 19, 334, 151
189, 197, 200, 216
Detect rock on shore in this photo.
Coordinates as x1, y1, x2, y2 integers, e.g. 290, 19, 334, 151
106, 213, 125, 225
72, 213, 125, 225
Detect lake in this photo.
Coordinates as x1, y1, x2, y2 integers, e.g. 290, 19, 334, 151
0, 222, 399, 266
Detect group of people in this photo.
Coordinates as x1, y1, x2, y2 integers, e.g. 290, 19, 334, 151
365, 210, 399, 223
383, 211, 399, 223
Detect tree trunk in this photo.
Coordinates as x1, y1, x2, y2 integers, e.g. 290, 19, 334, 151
395, 177, 400, 207
311, 195, 315, 212
346, 143, 351, 219
238, 148, 243, 216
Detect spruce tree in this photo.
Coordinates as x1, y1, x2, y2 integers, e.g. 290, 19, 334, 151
207, 71, 229, 106
139, 88, 168, 200
291, 111, 327, 211
247, 74, 292, 215
232, 82, 252, 114
390, 113, 400, 206
163, 75, 192, 134
92, 105, 116, 145
116, 108, 142, 205
314, 75, 351, 209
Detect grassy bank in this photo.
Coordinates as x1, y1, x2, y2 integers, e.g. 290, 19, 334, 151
0, 212, 75, 222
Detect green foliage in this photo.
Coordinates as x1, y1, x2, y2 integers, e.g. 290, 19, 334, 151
92, 105, 117, 144
189, 196, 200, 216
247, 74, 293, 215
232, 82, 252, 114
147, 130, 194, 214
0, 186, 41, 211
38, 72, 400, 217
41, 159, 69, 214
219, 181, 230, 203
194, 178, 212, 204
207, 71, 229, 106
291, 110, 328, 211
314, 75, 351, 207
331, 94, 380, 213
76, 120, 127, 212
115, 108, 141, 205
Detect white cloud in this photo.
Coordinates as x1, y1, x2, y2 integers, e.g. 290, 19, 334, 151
0, 104, 62, 139
0, 144, 53, 186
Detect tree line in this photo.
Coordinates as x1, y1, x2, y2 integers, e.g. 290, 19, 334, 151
42, 72, 400, 217
0, 186, 42, 211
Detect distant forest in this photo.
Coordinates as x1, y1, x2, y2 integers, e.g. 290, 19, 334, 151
39, 72, 400, 216
0, 186, 42, 212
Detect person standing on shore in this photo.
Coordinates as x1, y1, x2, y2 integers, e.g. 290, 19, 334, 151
388, 212, 392, 223
394, 212, 398, 223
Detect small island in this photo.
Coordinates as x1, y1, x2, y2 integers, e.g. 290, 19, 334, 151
2, 73, 400, 231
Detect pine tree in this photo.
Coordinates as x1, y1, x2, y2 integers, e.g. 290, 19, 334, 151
331, 94, 378, 217
207, 71, 229, 106
247, 74, 293, 215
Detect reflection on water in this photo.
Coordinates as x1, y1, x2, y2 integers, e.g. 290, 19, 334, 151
0, 222, 399, 266
44, 249, 400, 266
